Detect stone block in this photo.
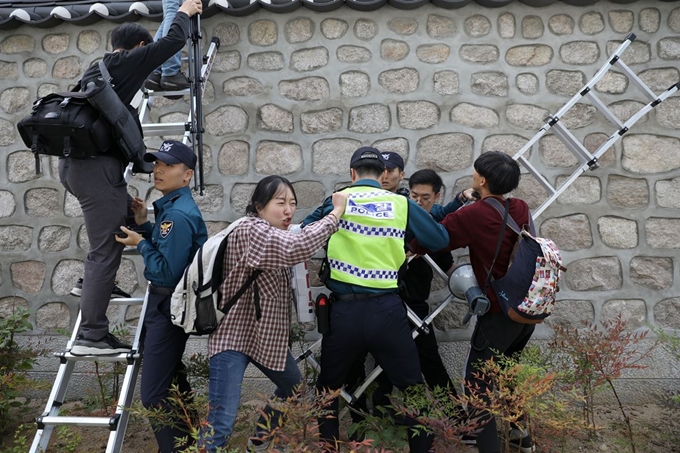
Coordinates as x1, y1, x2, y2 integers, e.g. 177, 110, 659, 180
561, 104, 597, 128
25, 188, 60, 217
653, 298, 680, 329
597, 216, 638, 248
471, 71, 508, 97
434, 70, 459, 95
416, 133, 473, 172
522, 15, 544, 39
77, 224, 88, 251
516, 73, 539, 95
560, 41, 599, 65
539, 135, 578, 167
595, 71, 628, 94
630, 256, 673, 290
77, 30, 100, 54
645, 218, 680, 249
417, 44, 451, 64
24, 58, 47, 78
590, 132, 618, 167
0, 118, 16, 147
0, 191, 15, 218
249, 20, 277, 46
638, 67, 679, 92
608, 10, 634, 33
389, 18, 418, 36
539, 214, 593, 251
0, 87, 30, 114
564, 256, 622, 291
506, 45, 553, 66
556, 175, 601, 205
622, 135, 680, 174
669, 7, 680, 33
206, 221, 230, 238
213, 22, 240, 47
498, 13, 515, 38
312, 138, 362, 175
372, 137, 409, 161
379, 68, 419, 94
0, 225, 32, 251
64, 192, 82, 218
292, 181, 325, 209
301, 108, 343, 134
450, 103, 499, 129
51, 259, 83, 296
549, 14, 575, 35
607, 175, 648, 208
656, 98, 680, 130
230, 183, 257, 215
290, 47, 328, 72
608, 100, 647, 124
205, 105, 248, 136
545, 300, 594, 329
258, 104, 293, 133
398, 101, 439, 130
655, 177, 680, 208
460, 44, 498, 64
602, 299, 646, 329
336, 45, 372, 63
42, 34, 69, 54
0, 297, 29, 318
223, 76, 264, 96
194, 185, 224, 214
606, 40, 650, 65
482, 134, 529, 157
255, 141, 302, 175
321, 18, 348, 40
10, 260, 45, 294
427, 15, 456, 39
0, 35, 35, 53
464, 14, 491, 37
579, 11, 605, 35
38, 226, 71, 252
247, 51, 284, 72
639, 8, 660, 33
348, 104, 390, 133
8, 151, 41, 183
354, 19, 378, 41
52, 56, 81, 79
546, 69, 585, 96
285, 17, 314, 44
380, 39, 409, 62
506, 104, 549, 130
340, 71, 370, 97
36, 302, 70, 329
279, 77, 330, 101
0, 60, 17, 80
213, 51, 241, 72
658, 38, 680, 60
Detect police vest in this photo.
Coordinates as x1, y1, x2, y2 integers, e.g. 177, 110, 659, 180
326, 186, 408, 289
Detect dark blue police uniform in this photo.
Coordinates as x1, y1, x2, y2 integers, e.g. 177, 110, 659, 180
137, 186, 207, 452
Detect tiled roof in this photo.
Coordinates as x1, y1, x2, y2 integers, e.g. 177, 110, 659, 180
1, 0, 677, 30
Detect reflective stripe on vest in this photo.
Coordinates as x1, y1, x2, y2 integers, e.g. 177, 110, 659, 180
327, 186, 408, 289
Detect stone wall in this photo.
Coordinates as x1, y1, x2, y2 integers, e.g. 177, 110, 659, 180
1, 1, 679, 401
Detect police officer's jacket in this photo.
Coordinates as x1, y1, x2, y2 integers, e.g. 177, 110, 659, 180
137, 187, 208, 288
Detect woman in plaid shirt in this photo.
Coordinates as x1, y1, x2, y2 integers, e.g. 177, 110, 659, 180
202, 175, 347, 452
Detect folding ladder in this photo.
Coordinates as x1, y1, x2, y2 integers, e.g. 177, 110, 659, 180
298, 33, 680, 410
29, 288, 149, 453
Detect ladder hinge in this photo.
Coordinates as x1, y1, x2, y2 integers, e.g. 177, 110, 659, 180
609, 55, 620, 65
587, 158, 599, 170
548, 116, 559, 126
618, 127, 629, 136
651, 98, 662, 108
36, 416, 45, 430
109, 413, 121, 431
126, 351, 137, 365
580, 86, 590, 96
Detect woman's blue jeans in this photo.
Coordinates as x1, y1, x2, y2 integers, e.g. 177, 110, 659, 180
153, 0, 182, 76
202, 350, 302, 452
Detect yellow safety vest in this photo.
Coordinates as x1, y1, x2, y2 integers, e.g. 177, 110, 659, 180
326, 185, 408, 289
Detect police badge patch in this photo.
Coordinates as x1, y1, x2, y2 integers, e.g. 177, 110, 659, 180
160, 221, 173, 238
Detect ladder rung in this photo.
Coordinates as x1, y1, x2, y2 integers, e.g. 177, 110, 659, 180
584, 91, 625, 129
551, 122, 597, 167
38, 416, 117, 428
142, 122, 189, 136
614, 58, 657, 102
110, 297, 145, 305
517, 155, 556, 195
53, 351, 141, 362
143, 88, 189, 98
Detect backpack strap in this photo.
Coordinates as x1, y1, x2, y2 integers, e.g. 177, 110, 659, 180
484, 197, 536, 236
483, 198, 510, 292
219, 269, 263, 319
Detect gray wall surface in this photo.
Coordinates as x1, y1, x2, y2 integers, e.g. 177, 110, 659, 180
1, 1, 679, 402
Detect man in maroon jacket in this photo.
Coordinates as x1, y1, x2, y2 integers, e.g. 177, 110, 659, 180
411, 151, 536, 453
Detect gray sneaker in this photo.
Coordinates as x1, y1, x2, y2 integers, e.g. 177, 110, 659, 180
70, 333, 132, 356
160, 72, 189, 99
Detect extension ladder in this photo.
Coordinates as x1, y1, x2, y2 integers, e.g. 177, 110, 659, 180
298, 32, 680, 410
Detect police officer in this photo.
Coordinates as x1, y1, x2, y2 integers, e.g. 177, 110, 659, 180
115, 140, 208, 452
303, 147, 450, 452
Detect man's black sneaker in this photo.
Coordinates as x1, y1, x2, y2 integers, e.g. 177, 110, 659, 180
508, 428, 536, 453
70, 333, 132, 356
460, 434, 476, 446
70, 278, 131, 299
160, 72, 189, 99
144, 71, 161, 91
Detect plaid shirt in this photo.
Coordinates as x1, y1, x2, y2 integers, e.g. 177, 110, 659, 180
208, 215, 338, 371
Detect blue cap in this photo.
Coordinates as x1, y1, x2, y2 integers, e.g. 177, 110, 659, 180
381, 151, 405, 170
350, 146, 385, 168
144, 140, 197, 170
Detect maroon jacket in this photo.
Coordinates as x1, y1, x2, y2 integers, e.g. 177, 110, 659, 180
411, 196, 531, 313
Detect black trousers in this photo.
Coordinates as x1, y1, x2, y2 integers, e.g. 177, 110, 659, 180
316, 293, 432, 453
465, 313, 535, 453
141, 291, 193, 453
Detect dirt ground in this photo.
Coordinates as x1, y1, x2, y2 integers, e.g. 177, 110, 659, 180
4, 401, 680, 453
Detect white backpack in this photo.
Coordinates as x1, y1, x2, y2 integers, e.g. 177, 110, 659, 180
170, 218, 261, 335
